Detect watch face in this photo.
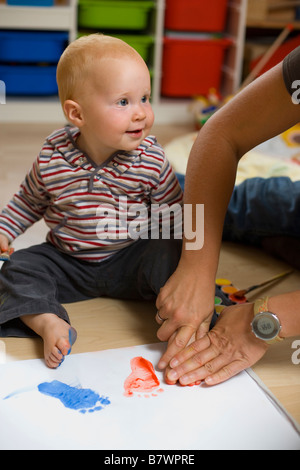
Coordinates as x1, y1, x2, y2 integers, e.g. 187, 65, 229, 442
252, 312, 281, 341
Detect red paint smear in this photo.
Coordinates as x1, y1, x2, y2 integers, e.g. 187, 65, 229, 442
124, 356, 161, 397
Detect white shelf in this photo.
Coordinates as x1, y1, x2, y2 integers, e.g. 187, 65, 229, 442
0, 97, 65, 123
0, 1, 77, 40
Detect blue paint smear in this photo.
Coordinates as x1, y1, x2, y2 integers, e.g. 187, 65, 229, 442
37, 380, 110, 414
4, 386, 36, 400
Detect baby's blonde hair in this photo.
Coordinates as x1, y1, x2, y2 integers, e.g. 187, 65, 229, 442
56, 34, 142, 107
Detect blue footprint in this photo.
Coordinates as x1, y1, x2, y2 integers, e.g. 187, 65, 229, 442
38, 380, 111, 414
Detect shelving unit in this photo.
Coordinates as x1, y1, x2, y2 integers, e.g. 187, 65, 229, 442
244, 0, 300, 81
0, 0, 77, 39
0, 0, 77, 121
222, 0, 248, 95
0, 0, 247, 123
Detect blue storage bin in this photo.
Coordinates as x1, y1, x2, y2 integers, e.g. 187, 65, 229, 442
0, 31, 68, 63
6, 0, 54, 6
0, 64, 58, 95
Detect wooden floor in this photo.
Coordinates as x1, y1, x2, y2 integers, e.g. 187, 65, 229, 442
1, 121, 300, 425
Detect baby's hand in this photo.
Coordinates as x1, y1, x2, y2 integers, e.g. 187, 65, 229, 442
0, 235, 13, 259
0, 234, 9, 253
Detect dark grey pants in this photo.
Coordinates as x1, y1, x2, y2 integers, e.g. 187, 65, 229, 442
0, 240, 182, 338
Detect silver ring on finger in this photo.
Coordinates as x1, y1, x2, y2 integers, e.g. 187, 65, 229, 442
156, 311, 166, 323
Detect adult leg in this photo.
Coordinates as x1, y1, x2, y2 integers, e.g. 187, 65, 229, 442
223, 177, 300, 268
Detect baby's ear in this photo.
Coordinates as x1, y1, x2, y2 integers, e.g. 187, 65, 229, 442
63, 100, 84, 127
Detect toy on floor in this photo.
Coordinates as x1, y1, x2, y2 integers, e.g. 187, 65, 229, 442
281, 123, 300, 148
189, 88, 232, 129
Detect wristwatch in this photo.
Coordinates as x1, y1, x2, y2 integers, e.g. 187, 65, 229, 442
251, 297, 283, 344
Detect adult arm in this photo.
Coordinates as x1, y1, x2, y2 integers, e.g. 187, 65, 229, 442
156, 61, 300, 370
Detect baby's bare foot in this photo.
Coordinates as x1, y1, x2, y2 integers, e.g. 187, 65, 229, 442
20, 313, 77, 369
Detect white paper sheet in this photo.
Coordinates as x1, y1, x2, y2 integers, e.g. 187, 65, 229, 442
0, 342, 299, 450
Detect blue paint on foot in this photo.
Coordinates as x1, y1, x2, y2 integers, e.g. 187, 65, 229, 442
57, 327, 77, 367
67, 327, 77, 355
37, 380, 110, 413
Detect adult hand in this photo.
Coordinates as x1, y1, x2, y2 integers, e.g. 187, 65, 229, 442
164, 303, 269, 386
155, 262, 215, 370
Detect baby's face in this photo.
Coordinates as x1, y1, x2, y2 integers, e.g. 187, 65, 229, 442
78, 55, 154, 158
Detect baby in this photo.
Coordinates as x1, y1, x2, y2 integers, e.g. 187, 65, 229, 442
0, 34, 183, 368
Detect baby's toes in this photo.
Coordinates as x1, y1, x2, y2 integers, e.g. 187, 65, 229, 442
45, 348, 63, 369
56, 336, 70, 357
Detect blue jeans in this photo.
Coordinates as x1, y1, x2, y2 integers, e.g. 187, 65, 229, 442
223, 177, 300, 244
176, 174, 300, 268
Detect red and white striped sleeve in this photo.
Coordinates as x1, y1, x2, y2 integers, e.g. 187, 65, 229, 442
0, 156, 50, 241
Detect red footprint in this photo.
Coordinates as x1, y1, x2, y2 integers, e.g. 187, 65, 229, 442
124, 356, 164, 398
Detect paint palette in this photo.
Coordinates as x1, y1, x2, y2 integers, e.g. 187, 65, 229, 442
214, 278, 247, 316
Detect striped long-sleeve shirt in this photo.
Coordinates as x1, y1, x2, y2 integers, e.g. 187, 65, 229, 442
0, 126, 183, 262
